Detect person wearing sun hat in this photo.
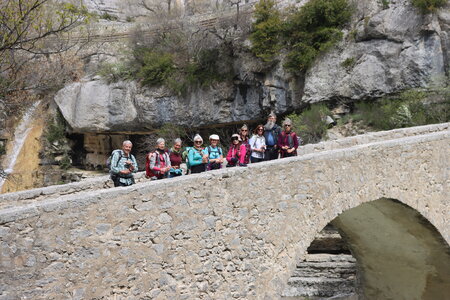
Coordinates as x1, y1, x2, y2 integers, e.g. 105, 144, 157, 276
204, 134, 224, 170
187, 134, 208, 174
226, 133, 247, 167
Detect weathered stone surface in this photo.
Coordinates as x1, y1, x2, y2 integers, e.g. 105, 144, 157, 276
303, 0, 449, 103
0, 125, 448, 299
54, 73, 293, 131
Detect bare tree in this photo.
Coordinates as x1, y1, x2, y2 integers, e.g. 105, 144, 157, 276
138, 0, 180, 17
0, 0, 90, 55
230, 0, 243, 23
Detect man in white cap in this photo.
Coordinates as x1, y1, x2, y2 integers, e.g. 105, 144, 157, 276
204, 134, 224, 170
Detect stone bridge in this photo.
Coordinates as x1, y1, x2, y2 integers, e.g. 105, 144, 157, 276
0, 124, 449, 300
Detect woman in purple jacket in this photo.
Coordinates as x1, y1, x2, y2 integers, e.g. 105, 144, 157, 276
277, 118, 299, 158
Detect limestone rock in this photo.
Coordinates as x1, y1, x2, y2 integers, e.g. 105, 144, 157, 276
303, 0, 449, 103
54, 73, 292, 132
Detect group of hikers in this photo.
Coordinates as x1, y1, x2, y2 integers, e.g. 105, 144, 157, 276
109, 113, 300, 187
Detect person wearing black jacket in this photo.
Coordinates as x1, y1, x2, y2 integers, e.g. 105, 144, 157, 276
263, 113, 281, 160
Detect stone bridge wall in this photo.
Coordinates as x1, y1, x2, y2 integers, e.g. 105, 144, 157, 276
0, 124, 448, 299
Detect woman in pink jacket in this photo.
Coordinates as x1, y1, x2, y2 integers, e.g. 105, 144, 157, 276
226, 134, 247, 167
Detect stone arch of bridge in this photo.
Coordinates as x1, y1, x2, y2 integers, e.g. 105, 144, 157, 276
283, 198, 450, 300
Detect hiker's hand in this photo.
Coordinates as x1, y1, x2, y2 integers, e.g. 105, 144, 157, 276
287, 148, 294, 153
121, 169, 131, 175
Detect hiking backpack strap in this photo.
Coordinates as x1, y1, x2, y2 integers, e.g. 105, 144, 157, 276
287, 132, 294, 148
114, 150, 123, 167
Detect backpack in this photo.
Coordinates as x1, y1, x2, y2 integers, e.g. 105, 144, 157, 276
107, 150, 135, 180
207, 146, 223, 158
182, 147, 192, 170
107, 149, 123, 180
146, 150, 170, 178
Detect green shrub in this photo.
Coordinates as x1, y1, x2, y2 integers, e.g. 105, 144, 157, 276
0, 143, 5, 156
380, 0, 390, 9
411, 0, 446, 13
45, 116, 66, 145
99, 12, 119, 21
187, 48, 227, 87
341, 57, 356, 69
287, 104, 331, 144
250, 0, 282, 62
59, 152, 72, 170
282, 0, 352, 74
136, 50, 176, 86
354, 89, 450, 130
97, 61, 134, 83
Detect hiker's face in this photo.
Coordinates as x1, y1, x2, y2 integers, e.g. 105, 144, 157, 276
284, 124, 291, 132
157, 141, 165, 150
122, 143, 132, 155
268, 116, 276, 123
174, 142, 182, 150
211, 139, 219, 146
232, 138, 239, 144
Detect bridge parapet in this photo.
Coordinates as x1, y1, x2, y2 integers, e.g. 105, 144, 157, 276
0, 124, 448, 299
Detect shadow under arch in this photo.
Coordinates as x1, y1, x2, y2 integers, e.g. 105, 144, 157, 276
330, 198, 450, 300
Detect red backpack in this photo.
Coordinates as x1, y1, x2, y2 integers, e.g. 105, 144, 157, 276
145, 151, 164, 178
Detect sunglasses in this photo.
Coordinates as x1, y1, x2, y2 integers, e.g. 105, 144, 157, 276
241, 130, 248, 132
195, 141, 202, 144
257, 128, 264, 131
284, 125, 291, 127
232, 137, 239, 140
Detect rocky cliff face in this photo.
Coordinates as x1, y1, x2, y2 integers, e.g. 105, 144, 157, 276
303, 0, 449, 103
56, 0, 449, 133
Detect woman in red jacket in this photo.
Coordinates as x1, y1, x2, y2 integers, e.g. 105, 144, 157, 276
146, 138, 171, 180
168, 138, 183, 177
277, 118, 299, 158
226, 134, 247, 167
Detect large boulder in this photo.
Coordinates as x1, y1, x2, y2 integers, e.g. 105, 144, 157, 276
54, 71, 293, 132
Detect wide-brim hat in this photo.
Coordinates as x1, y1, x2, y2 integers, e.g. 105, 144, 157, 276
231, 133, 242, 141
209, 134, 220, 140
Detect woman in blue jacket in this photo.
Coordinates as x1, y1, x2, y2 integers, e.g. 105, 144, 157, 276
188, 134, 208, 174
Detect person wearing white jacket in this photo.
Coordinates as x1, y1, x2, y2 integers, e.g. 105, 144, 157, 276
248, 124, 266, 163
